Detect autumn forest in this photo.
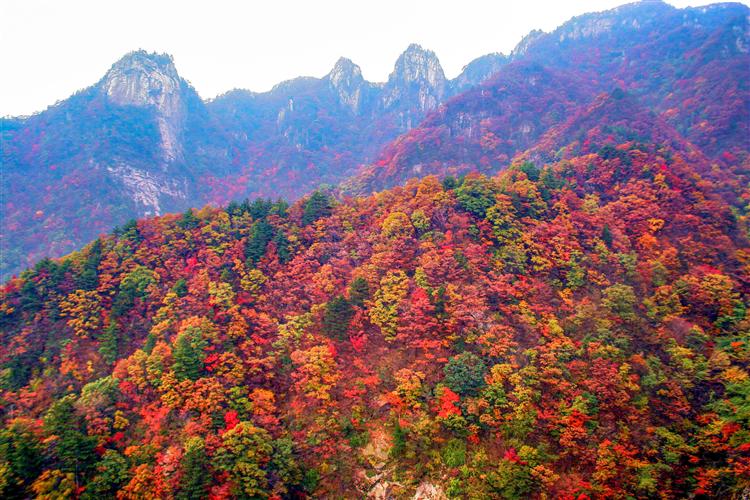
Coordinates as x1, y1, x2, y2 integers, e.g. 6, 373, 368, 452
1, 1, 749, 499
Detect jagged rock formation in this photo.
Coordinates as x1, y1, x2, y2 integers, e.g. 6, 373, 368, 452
452, 53, 508, 93
326, 57, 370, 114
382, 44, 447, 128
2, 3, 750, 498
101, 51, 186, 161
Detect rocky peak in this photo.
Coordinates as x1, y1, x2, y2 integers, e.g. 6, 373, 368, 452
102, 51, 182, 109
555, 1, 675, 43
101, 50, 186, 162
389, 44, 446, 89
383, 44, 447, 114
326, 57, 366, 113
328, 57, 363, 85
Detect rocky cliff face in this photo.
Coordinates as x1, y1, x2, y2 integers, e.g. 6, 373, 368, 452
0, 40, 516, 279
382, 44, 447, 117
326, 57, 369, 114
105, 163, 188, 217
92, 51, 199, 218
324, 45, 502, 121
554, 0, 673, 43
344, 1, 750, 198
101, 51, 187, 161
511, 29, 545, 58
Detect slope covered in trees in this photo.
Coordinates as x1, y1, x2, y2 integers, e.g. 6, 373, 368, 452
1, 139, 748, 498
347, 1, 750, 195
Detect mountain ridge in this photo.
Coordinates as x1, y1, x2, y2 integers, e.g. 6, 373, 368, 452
344, 1, 749, 196
2, 1, 749, 280
1, 2, 750, 497
1, 44, 502, 279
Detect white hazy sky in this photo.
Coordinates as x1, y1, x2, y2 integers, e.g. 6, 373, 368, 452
1, 0, 746, 116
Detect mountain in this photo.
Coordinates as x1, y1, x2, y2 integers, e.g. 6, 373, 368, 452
382, 44, 448, 125
512, 0, 750, 158
0, 51, 232, 279
205, 44, 503, 202
102, 51, 187, 162
1, 138, 748, 497
6, 2, 747, 281
1, 46, 504, 280
345, 63, 595, 193
345, 1, 750, 195
522, 89, 711, 165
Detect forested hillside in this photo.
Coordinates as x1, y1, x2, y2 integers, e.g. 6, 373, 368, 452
2, 139, 748, 498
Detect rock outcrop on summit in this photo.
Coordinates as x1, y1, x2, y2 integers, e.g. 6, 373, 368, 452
102, 52, 186, 161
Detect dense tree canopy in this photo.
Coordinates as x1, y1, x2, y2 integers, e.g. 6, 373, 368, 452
1, 140, 749, 498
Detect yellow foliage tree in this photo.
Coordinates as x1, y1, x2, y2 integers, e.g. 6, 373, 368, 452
290, 345, 340, 401
59, 289, 102, 337
369, 270, 409, 341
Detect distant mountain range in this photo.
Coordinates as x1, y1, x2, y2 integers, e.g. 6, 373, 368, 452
1, 0, 748, 279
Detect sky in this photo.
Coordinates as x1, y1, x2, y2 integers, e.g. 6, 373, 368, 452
1, 0, 746, 117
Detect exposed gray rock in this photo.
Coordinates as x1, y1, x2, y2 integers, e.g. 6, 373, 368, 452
735, 17, 750, 53
106, 163, 187, 216
413, 482, 448, 500
327, 57, 366, 113
511, 29, 545, 58
383, 44, 447, 114
101, 51, 186, 162
367, 481, 404, 499
559, 16, 615, 41
452, 53, 508, 92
